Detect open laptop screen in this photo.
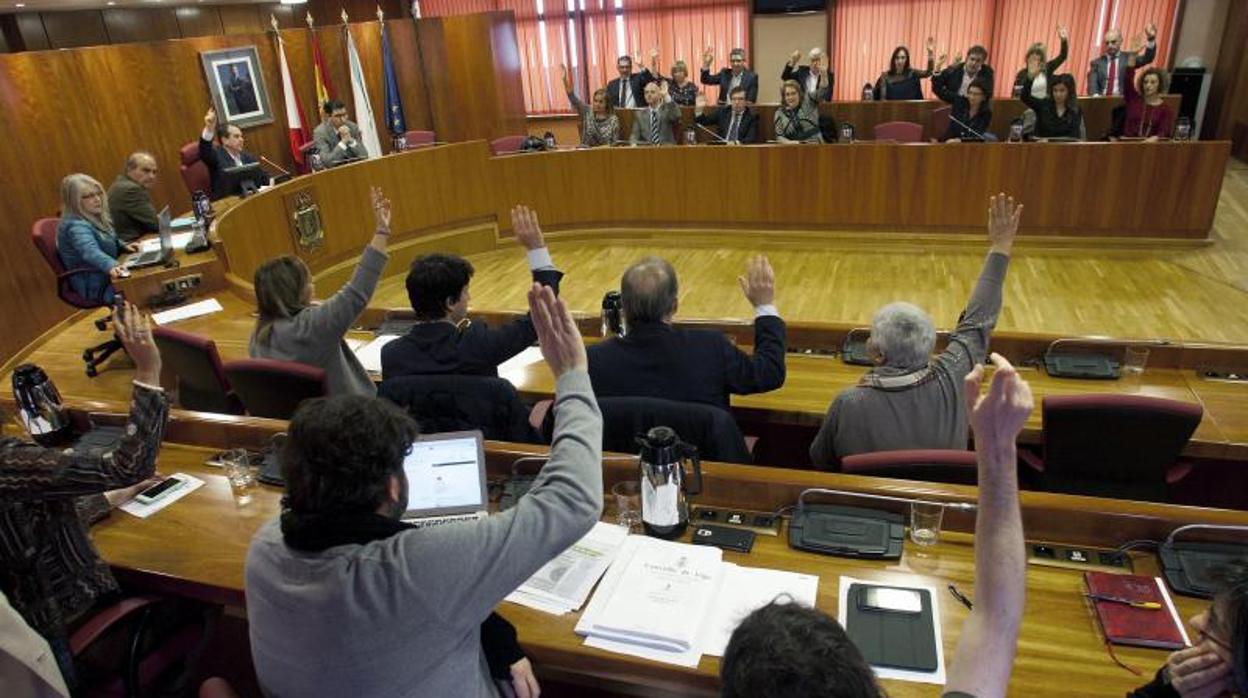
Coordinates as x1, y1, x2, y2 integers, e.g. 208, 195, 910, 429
157, 206, 173, 258
402, 430, 487, 518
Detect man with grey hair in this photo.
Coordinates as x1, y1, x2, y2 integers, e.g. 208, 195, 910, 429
701, 46, 759, 104
587, 255, 785, 409
106, 151, 160, 243
809, 193, 1022, 469
782, 47, 834, 102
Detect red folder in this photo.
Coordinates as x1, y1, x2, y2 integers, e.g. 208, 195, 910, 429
1084, 572, 1187, 649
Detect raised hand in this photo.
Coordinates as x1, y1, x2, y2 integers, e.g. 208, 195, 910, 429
737, 254, 775, 307
528, 283, 586, 377
963, 353, 1034, 455
925, 36, 936, 53
953, 51, 963, 66
204, 108, 217, 130
114, 300, 161, 386
370, 185, 391, 232
702, 46, 715, 67
987, 192, 1023, 255
789, 49, 802, 66
649, 46, 660, 60
1145, 21, 1157, 39
510, 205, 545, 251
1057, 24, 1069, 41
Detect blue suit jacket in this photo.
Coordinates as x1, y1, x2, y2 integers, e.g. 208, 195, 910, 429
56, 215, 121, 305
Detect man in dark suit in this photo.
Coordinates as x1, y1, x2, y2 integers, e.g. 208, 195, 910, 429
934, 45, 995, 98
781, 47, 834, 102
106, 151, 159, 243
605, 53, 655, 109
629, 80, 682, 145
694, 87, 758, 144
587, 255, 786, 410
1088, 23, 1157, 96
198, 107, 260, 200
381, 205, 563, 380
701, 47, 759, 104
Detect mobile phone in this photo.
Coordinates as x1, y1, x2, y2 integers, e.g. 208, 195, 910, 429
859, 586, 923, 614
134, 476, 183, 504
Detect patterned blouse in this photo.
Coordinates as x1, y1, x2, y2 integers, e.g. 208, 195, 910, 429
667, 79, 699, 106
0, 384, 168, 642
568, 91, 620, 147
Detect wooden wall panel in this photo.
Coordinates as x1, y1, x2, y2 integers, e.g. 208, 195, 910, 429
418, 12, 526, 142
103, 8, 181, 45
174, 7, 225, 39
42, 10, 109, 49
1204, 0, 1248, 160
217, 5, 266, 36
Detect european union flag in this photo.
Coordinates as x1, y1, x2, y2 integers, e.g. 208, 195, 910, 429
381, 22, 406, 136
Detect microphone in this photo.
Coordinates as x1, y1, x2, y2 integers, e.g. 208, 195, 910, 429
259, 155, 292, 177
946, 112, 988, 141
694, 121, 728, 144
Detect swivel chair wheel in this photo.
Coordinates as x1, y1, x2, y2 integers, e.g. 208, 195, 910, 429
83, 349, 94, 362
85, 365, 98, 378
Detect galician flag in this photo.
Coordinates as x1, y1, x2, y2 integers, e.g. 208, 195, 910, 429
345, 25, 383, 158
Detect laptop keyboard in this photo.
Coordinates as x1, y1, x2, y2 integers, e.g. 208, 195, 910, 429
403, 512, 486, 529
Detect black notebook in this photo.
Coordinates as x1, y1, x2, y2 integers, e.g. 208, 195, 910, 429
844, 583, 939, 673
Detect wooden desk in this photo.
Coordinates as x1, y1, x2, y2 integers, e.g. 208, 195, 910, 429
89, 420, 1248, 698
113, 246, 226, 308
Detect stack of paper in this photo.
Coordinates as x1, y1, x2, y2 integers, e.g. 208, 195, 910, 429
497, 346, 545, 387
575, 536, 819, 667
506, 521, 629, 614
151, 298, 223, 325
353, 334, 399, 374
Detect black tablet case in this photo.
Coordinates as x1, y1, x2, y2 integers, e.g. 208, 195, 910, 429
845, 583, 939, 673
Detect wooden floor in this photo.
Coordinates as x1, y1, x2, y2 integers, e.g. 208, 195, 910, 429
370, 160, 1248, 344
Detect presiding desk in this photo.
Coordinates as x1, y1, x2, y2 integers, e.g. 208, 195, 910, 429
86, 407, 1248, 697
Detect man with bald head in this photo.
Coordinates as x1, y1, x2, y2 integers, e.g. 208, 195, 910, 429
106, 151, 160, 242
1089, 22, 1157, 96
809, 193, 1022, 469
586, 255, 786, 409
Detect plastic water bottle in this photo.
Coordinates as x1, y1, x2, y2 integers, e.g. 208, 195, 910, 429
308, 150, 324, 171
684, 127, 697, 145
392, 134, 407, 153
862, 84, 874, 101
1012, 82, 1024, 99
1174, 116, 1192, 141
840, 123, 854, 143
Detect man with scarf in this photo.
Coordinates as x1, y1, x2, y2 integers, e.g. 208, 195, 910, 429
809, 193, 1021, 469
244, 283, 602, 698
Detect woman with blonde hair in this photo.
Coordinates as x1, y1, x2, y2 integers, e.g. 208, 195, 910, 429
56, 173, 137, 304
775, 79, 821, 143
560, 64, 619, 147
249, 186, 391, 396
662, 59, 700, 106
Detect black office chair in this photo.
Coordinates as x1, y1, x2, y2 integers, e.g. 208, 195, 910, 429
596, 396, 752, 464
378, 374, 542, 443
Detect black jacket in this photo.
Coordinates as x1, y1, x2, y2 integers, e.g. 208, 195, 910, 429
380, 268, 562, 380
933, 76, 993, 141
599, 397, 751, 464
1011, 37, 1069, 96
934, 62, 996, 98
780, 64, 834, 102
378, 374, 541, 444
198, 136, 259, 200
1019, 74, 1084, 139
586, 316, 787, 410
694, 107, 759, 144
700, 67, 760, 104
605, 69, 655, 109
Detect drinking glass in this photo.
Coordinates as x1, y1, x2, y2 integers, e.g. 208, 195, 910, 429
612, 481, 642, 534
909, 502, 945, 547
221, 448, 257, 507
1122, 346, 1150, 391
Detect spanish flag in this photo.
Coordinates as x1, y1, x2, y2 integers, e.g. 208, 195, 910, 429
309, 29, 335, 108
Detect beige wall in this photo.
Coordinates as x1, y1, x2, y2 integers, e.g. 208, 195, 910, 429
1173, 0, 1231, 69
752, 12, 829, 103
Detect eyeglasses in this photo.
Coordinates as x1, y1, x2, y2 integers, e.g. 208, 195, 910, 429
331, 112, 348, 119
80, 191, 102, 201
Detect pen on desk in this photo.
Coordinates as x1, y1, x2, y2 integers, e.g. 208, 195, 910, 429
947, 583, 973, 610
1085, 593, 1162, 610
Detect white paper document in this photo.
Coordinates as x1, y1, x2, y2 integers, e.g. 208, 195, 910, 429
505, 521, 628, 614
700, 564, 820, 657
497, 346, 544, 387
837, 575, 947, 686
151, 298, 223, 325
354, 334, 400, 374
118, 473, 204, 519
138, 232, 194, 253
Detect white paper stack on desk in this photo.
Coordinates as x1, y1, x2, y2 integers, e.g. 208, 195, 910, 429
576, 535, 819, 667
506, 521, 629, 614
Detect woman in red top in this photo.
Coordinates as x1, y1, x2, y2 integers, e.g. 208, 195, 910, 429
1122, 34, 1173, 140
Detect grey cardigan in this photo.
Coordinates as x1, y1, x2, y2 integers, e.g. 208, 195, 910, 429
245, 370, 604, 698
249, 245, 386, 397
810, 252, 1010, 468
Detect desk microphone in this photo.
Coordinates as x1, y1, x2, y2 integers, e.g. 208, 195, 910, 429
946, 113, 989, 142
693, 121, 729, 144
259, 155, 292, 177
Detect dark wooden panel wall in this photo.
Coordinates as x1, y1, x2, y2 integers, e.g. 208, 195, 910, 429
0, 12, 523, 366
1204, 0, 1248, 161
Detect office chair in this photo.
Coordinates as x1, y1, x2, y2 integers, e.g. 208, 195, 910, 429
489, 135, 527, 155
402, 130, 437, 149
873, 121, 925, 143
596, 397, 752, 464
841, 449, 979, 485
378, 374, 542, 443
929, 106, 951, 141
74, 595, 209, 697
223, 358, 327, 419
179, 141, 211, 198
151, 326, 244, 414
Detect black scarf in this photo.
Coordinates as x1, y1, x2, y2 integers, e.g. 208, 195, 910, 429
281, 510, 525, 680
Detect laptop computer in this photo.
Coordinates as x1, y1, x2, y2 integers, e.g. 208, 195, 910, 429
124, 206, 173, 269
400, 430, 490, 528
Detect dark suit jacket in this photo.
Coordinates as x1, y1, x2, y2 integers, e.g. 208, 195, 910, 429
700, 68, 759, 104
198, 136, 259, 200
378, 375, 540, 444
605, 69, 654, 109
106, 175, 158, 243
780, 65, 834, 102
934, 63, 996, 98
1088, 42, 1156, 96
380, 268, 562, 379
694, 107, 758, 144
586, 316, 787, 410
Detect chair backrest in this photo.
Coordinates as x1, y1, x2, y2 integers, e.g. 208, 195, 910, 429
378, 374, 541, 444
200, 678, 242, 698
1041, 394, 1203, 501
841, 449, 979, 485
929, 107, 951, 141
32, 216, 103, 310
489, 135, 527, 155
152, 326, 244, 414
223, 358, 327, 419
403, 130, 436, 148
597, 397, 752, 464
179, 141, 211, 198
873, 120, 924, 143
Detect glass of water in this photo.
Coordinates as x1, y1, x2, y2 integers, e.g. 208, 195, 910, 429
221, 448, 257, 507
909, 502, 945, 547
1122, 346, 1150, 391
611, 481, 642, 534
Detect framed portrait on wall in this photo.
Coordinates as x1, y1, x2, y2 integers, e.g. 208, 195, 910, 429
199, 46, 273, 129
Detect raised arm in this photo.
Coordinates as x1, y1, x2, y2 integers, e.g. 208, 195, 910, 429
782, 50, 801, 81
723, 255, 786, 394
943, 353, 1031, 696
198, 108, 221, 169
561, 64, 588, 116
1018, 73, 1042, 112
700, 46, 721, 85
1136, 22, 1158, 67
913, 37, 936, 78
298, 187, 390, 338
1048, 26, 1069, 73
0, 302, 167, 500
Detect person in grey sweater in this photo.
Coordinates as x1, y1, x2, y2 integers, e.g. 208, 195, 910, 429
248, 186, 391, 396
245, 282, 603, 698
809, 193, 1022, 469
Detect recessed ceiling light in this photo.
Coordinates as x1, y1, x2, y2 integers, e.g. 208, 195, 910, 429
15, 3, 25, 7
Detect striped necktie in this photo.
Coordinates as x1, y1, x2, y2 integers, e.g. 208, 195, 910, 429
727, 113, 740, 142
650, 108, 661, 144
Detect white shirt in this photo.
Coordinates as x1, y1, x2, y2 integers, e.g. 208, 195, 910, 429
959, 68, 980, 97
805, 71, 820, 96
730, 72, 743, 90
1029, 72, 1048, 99
618, 80, 636, 109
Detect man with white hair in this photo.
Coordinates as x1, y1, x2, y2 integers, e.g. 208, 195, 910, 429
1088, 22, 1157, 96
782, 47, 834, 102
809, 193, 1022, 469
